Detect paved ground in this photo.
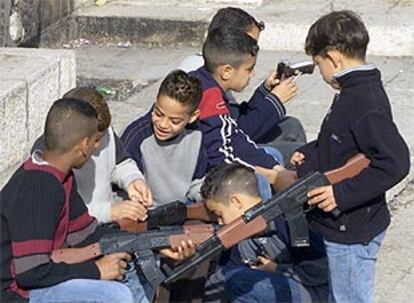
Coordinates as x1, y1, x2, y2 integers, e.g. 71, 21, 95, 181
73, 44, 414, 301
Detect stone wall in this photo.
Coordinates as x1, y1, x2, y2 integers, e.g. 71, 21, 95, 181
0, 48, 76, 187
0, 0, 13, 47
0, 0, 76, 47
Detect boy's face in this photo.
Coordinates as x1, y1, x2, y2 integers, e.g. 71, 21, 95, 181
74, 131, 102, 168
227, 55, 257, 92
205, 198, 244, 225
313, 54, 341, 89
152, 94, 199, 141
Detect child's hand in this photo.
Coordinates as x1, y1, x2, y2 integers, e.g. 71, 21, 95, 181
271, 77, 298, 103
307, 185, 337, 212
264, 71, 280, 90
290, 151, 305, 166
111, 200, 148, 222
160, 240, 196, 261
271, 165, 298, 192
95, 252, 131, 281
127, 178, 153, 208
252, 256, 277, 273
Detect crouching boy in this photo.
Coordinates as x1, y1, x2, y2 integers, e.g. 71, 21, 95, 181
201, 164, 330, 303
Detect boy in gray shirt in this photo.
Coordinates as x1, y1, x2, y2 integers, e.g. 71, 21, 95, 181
121, 70, 207, 207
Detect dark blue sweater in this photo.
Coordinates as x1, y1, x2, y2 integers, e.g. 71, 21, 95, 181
190, 67, 283, 169
297, 65, 410, 244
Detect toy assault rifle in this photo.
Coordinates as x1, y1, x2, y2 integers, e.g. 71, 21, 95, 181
276, 60, 315, 80
161, 154, 370, 285
51, 224, 216, 287
117, 201, 218, 233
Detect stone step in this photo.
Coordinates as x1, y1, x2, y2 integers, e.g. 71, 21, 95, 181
71, 0, 414, 57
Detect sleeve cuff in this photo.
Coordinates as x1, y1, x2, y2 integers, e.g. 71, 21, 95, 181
113, 159, 145, 189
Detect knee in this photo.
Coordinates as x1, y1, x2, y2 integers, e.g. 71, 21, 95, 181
284, 116, 305, 132
103, 282, 135, 303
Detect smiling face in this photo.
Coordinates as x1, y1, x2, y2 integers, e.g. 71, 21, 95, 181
151, 94, 199, 141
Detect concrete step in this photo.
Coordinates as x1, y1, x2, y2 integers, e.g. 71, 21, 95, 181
0, 47, 76, 186
71, 0, 414, 57
75, 45, 198, 101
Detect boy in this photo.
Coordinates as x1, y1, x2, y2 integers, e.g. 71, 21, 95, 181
178, 6, 265, 72
121, 70, 207, 207
1, 98, 194, 303
32, 87, 152, 224
291, 10, 410, 302
181, 8, 306, 165
201, 163, 330, 303
190, 26, 298, 180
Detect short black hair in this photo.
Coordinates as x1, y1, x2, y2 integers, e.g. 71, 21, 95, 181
203, 27, 259, 73
208, 7, 265, 34
158, 70, 202, 114
305, 10, 369, 60
44, 98, 98, 153
201, 163, 259, 203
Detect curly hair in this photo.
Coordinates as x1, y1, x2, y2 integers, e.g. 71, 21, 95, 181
63, 87, 111, 132
157, 70, 202, 114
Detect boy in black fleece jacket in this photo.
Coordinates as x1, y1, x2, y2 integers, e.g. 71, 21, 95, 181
288, 10, 410, 303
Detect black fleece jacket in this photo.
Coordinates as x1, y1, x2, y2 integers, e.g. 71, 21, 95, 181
297, 65, 410, 244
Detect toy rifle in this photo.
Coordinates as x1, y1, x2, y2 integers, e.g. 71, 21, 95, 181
117, 201, 218, 233
51, 224, 216, 287
161, 153, 370, 285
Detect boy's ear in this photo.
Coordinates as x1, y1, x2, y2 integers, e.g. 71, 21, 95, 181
218, 64, 234, 81
230, 194, 244, 210
188, 109, 200, 124
326, 49, 342, 70
77, 137, 90, 158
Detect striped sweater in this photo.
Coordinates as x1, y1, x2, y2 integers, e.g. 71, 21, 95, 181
0, 152, 113, 301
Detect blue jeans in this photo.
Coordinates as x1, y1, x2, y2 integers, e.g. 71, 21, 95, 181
324, 230, 386, 303
29, 263, 149, 303
257, 146, 284, 201
224, 266, 329, 303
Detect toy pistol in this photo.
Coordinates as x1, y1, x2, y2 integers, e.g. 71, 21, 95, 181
276, 60, 315, 80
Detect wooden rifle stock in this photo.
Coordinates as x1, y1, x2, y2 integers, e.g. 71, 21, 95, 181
186, 203, 218, 222
324, 153, 370, 184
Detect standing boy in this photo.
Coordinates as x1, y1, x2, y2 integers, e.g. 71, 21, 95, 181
121, 70, 207, 207
292, 10, 410, 303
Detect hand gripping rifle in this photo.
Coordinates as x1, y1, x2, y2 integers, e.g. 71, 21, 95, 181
161, 154, 370, 285
117, 201, 218, 233
51, 224, 217, 287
